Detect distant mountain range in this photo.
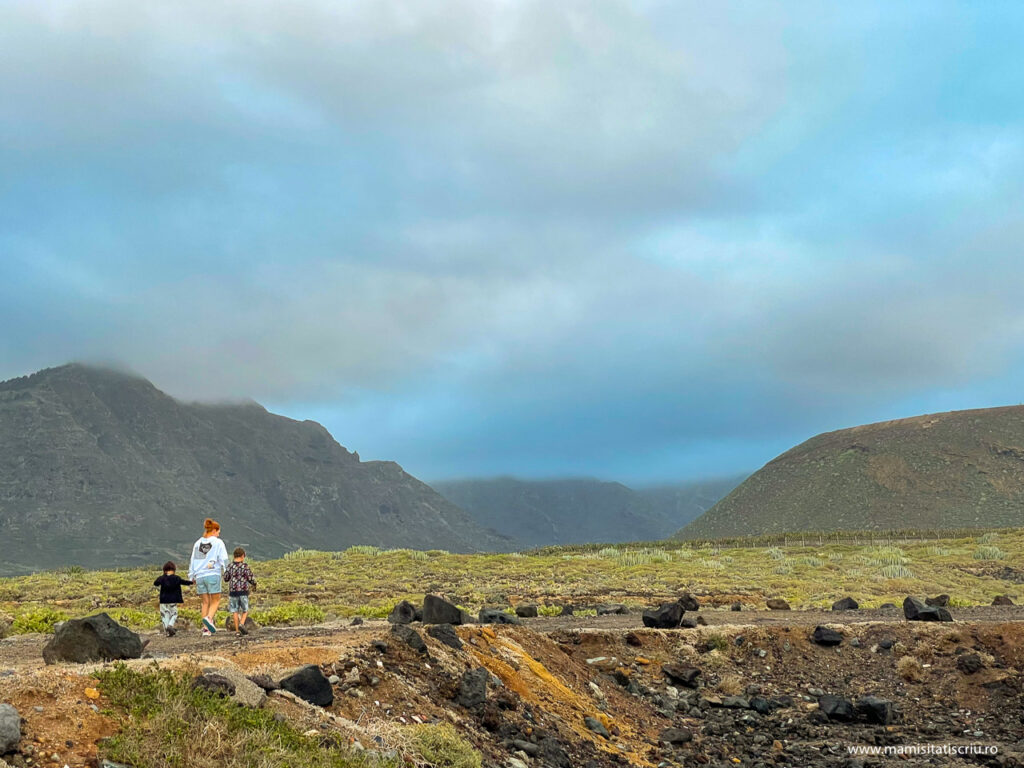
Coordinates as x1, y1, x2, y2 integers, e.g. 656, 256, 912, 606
678, 406, 1024, 539
0, 364, 511, 575
435, 475, 744, 548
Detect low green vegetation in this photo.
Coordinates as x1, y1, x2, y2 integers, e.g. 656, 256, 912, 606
95, 664, 400, 768
409, 723, 482, 768
0, 528, 1020, 632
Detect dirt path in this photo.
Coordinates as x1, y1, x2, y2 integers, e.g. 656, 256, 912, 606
3, 604, 1022, 670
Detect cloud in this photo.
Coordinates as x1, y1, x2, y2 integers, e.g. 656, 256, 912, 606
2, 1, 1024, 481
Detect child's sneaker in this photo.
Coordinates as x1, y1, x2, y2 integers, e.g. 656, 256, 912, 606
202, 617, 217, 634
201, 628, 212, 637
166, 626, 177, 637
239, 625, 249, 636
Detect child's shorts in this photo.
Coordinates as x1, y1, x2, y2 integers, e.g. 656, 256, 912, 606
229, 594, 250, 613
195, 574, 222, 595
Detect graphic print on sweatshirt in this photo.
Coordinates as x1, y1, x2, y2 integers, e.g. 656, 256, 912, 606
199, 542, 212, 555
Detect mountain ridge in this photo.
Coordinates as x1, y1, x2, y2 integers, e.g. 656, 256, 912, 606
0, 363, 511, 575
435, 474, 744, 547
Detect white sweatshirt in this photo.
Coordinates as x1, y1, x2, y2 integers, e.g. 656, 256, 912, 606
188, 535, 229, 581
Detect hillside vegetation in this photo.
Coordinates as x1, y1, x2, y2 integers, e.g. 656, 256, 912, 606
0, 364, 509, 575
1, 528, 1020, 633
681, 405, 1024, 539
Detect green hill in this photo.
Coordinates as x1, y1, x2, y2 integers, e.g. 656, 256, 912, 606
678, 406, 1024, 539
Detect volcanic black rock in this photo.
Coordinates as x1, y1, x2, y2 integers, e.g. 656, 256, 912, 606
42, 613, 143, 665
642, 602, 684, 628
422, 595, 464, 625
280, 665, 333, 707
832, 597, 859, 611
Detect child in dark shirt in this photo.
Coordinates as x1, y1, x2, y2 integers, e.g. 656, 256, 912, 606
154, 561, 193, 637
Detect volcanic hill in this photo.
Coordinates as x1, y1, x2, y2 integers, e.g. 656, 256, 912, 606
679, 405, 1024, 539
0, 364, 510, 574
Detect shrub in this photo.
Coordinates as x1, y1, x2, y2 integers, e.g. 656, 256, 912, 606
925, 546, 952, 556
896, 655, 924, 683
864, 546, 909, 566
538, 605, 563, 617
978, 532, 1000, 544
408, 723, 482, 768
880, 565, 915, 579
717, 674, 744, 695
772, 565, 792, 575
345, 545, 382, 557
250, 602, 325, 626
973, 546, 1005, 561
703, 634, 730, 653
767, 547, 785, 561
12, 606, 67, 634
798, 556, 824, 567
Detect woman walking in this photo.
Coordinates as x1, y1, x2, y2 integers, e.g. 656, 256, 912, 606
188, 518, 229, 636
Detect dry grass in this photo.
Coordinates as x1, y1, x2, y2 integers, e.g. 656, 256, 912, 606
716, 674, 745, 695
896, 655, 925, 683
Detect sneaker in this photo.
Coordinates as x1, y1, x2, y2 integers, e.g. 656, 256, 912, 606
239, 625, 249, 636
202, 617, 217, 634
167, 626, 177, 637
201, 628, 212, 637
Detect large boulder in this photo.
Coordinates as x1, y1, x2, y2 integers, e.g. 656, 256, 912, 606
677, 594, 700, 611
387, 600, 419, 625
658, 727, 693, 745
456, 667, 489, 709
279, 665, 333, 707
642, 602, 684, 628
391, 624, 428, 653
514, 604, 539, 619
832, 597, 859, 611
662, 665, 700, 688
42, 613, 143, 665
810, 626, 843, 646
0, 703, 19, 753
925, 594, 950, 608
422, 595, 464, 625
479, 608, 519, 625
855, 696, 895, 724
426, 623, 463, 650
818, 695, 854, 721
766, 598, 791, 611
903, 596, 952, 622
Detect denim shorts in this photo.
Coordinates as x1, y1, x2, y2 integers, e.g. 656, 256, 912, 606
195, 574, 222, 595
228, 594, 250, 614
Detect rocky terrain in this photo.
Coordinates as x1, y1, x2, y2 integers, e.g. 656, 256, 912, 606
1, 600, 1023, 767
680, 406, 1024, 539
0, 364, 511, 575
435, 476, 744, 548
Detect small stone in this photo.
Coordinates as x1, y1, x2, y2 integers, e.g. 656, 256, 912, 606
584, 716, 610, 738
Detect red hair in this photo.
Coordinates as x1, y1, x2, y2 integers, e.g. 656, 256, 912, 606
203, 518, 220, 535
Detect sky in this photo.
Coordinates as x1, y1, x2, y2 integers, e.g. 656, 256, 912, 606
2, 1, 1024, 485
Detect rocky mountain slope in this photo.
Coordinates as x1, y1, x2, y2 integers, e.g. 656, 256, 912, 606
679, 405, 1024, 539
0, 364, 509, 575
435, 476, 743, 547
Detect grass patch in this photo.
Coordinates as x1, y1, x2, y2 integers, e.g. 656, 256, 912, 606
96, 664, 395, 768
974, 545, 1006, 561
409, 723, 482, 768
12, 606, 67, 634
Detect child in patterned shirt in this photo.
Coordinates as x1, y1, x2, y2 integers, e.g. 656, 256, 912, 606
223, 547, 257, 635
